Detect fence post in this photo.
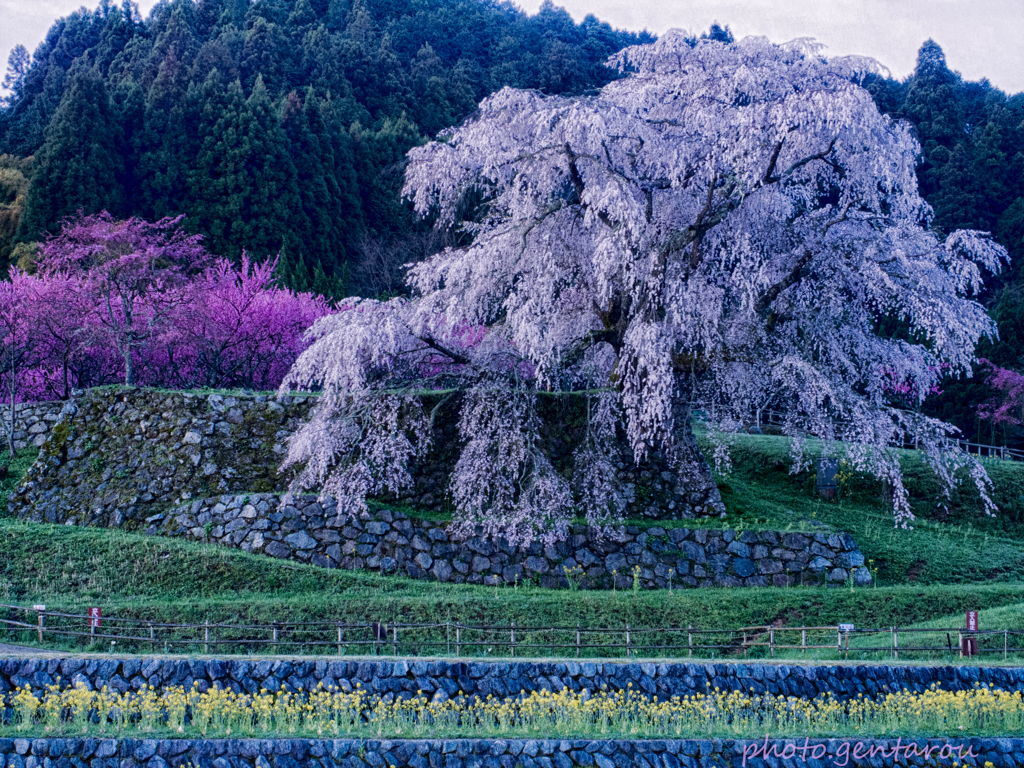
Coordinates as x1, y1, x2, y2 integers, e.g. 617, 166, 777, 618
446, 621, 451, 656
149, 622, 154, 655
688, 625, 693, 658
625, 625, 631, 659
393, 624, 398, 657
37, 609, 44, 645
204, 619, 210, 655
510, 621, 516, 658
958, 630, 963, 660
801, 628, 806, 655
769, 627, 774, 659
893, 627, 898, 660
1005, 630, 1009, 661
337, 622, 343, 656
273, 620, 279, 651
456, 622, 461, 658
576, 624, 581, 658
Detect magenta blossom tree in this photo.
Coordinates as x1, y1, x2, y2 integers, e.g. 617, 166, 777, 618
0, 213, 333, 399
13, 269, 95, 400
37, 212, 210, 386
0, 274, 45, 453
282, 33, 1007, 543
978, 360, 1024, 426
174, 254, 332, 390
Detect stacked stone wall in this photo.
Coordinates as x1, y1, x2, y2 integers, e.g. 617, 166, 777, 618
1, 736, 1021, 768
2, 656, 1022, 702
10, 388, 718, 527
5, 657, 1022, 765
9, 390, 315, 527
151, 496, 871, 589
0, 401, 64, 451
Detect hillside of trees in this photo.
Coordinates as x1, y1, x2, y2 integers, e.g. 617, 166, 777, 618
863, 42, 1024, 443
0, 0, 1022, 445
0, 0, 652, 293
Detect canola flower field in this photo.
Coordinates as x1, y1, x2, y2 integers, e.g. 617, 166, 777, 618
3, 682, 1024, 740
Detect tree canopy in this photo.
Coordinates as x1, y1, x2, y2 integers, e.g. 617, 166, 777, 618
0, 211, 332, 400
281, 33, 1007, 543
0, 0, 652, 291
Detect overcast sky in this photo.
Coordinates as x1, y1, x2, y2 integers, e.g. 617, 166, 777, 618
1, 0, 1021, 94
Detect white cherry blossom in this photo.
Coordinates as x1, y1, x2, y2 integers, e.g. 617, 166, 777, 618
282, 33, 1006, 539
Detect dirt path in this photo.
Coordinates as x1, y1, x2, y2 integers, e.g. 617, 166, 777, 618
0, 642, 60, 655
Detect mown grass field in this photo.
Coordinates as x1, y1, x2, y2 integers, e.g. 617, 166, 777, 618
698, 431, 1024, 585
1, 429, 1023, 660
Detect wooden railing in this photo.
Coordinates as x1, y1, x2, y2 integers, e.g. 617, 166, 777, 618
2, 605, 1020, 661
697, 407, 1024, 462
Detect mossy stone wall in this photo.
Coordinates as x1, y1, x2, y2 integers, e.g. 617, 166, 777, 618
9, 388, 717, 528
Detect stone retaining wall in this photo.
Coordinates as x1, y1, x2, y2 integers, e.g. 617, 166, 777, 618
0, 400, 63, 451
10, 388, 720, 526
0, 737, 1020, 768
149, 496, 872, 589
9, 390, 315, 526
2, 657, 1021, 701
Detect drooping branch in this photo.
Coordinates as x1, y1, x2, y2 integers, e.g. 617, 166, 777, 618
416, 334, 472, 366
297, 32, 1009, 540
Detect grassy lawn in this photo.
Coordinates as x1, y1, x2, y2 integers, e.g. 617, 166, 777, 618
2, 429, 1024, 660
2, 516, 1024, 661
697, 431, 1024, 585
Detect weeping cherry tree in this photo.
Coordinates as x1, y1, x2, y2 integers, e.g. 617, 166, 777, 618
281, 32, 1008, 543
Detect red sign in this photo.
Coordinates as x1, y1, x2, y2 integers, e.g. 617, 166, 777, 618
966, 611, 978, 632
88, 607, 102, 629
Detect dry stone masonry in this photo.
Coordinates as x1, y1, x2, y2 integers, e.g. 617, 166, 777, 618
10, 387, 873, 590
2, 656, 1022, 702
151, 495, 872, 589
9, 389, 315, 526
10, 388, 720, 528
5, 659, 1021, 765
2, 736, 1022, 768
0, 400, 64, 451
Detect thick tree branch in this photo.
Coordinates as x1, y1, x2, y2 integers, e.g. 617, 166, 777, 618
417, 335, 472, 365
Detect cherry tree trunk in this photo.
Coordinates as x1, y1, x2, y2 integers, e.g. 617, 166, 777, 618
667, 372, 726, 517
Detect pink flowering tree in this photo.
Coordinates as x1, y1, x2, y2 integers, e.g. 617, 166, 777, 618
978, 360, 1024, 426
281, 33, 1008, 542
0, 214, 333, 399
13, 269, 97, 400
0, 275, 46, 453
36, 212, 210, 386
173, 254, 332, 390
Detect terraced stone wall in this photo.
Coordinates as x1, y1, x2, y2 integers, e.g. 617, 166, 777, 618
0, 400, 64, 451
151, 496, 872, 589
1, 737, 1021, 768
2, 657, 1021, 701
9, 388, 718, 527
9, 389, 315, 526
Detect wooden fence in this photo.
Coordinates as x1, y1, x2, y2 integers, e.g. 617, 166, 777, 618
2, 604, 1022, 661
702, 407, 1024, 462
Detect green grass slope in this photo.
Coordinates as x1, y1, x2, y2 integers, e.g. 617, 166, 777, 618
2, 429, 1024, 659
699, 432, 1024, 585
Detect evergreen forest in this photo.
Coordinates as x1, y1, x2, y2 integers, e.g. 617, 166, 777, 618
0, 0, 1022, 444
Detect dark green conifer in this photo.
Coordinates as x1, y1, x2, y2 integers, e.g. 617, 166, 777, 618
19, 63, 124, 238
186, 74, 301, 259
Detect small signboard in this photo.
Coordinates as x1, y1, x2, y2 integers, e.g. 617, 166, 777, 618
88, 607, 102, 630
967, 611, 978, 632
817, 458, 840, 500
32, 604, 46, 611
839, 623, 855, 632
